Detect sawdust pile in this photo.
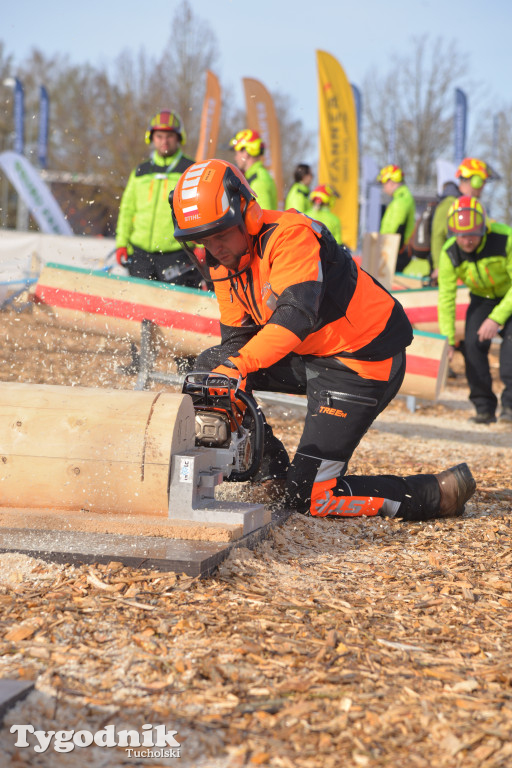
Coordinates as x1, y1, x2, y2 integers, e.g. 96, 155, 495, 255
0, 303, 511, 768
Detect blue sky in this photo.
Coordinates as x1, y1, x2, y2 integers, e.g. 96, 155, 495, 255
4, 0, 512, 143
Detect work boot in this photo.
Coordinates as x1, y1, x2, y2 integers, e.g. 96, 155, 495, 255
500, 407, 512, 423
435, 463, 476, 518
470, 411, 496, 424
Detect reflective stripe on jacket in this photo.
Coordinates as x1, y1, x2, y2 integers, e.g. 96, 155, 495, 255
309, 206, 342, 244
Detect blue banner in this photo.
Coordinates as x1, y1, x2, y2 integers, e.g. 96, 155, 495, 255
351, 83, 362, 153
13, 78, 25, 155
454, 88, 467, 165
38, 85, 50, 169
387, 114, 396, 164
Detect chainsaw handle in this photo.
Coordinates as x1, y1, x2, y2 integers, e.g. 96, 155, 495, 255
229, 388, 265, 482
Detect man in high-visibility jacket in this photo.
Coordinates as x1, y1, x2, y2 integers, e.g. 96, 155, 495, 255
438, 196, 512, 424
169, 159, 476, 521
309, 184, 342, 244
115, 110, 202, 287
431, 157, 489, 274
377, 164, 416, 272
230, 129, 278, 210
285, 163, 313, 214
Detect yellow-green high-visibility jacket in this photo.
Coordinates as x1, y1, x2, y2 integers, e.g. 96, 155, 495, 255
245, 159, 278, 210
116, 149, 194, 254
438, 221, 512, 345
285, 182, 311, 214
379, 184, 416, 251
309, 205, 342, 244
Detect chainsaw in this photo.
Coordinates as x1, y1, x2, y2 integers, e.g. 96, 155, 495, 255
182, 371, 265, 482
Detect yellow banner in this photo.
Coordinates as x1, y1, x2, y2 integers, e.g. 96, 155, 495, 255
316, 50, 358, 250
242, 77, 284, 207
195, 71, 221, 162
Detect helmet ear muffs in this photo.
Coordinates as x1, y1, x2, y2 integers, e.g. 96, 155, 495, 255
244, 199, 263, 235
471, 175, 484, 190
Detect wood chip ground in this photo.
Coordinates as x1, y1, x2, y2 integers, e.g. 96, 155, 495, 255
0, 303, 511, 767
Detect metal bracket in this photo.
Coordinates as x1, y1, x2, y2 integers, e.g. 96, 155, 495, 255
169, 448, 270, 535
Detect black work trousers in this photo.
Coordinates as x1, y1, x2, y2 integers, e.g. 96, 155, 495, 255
127, 247, 203, 288
195, 345, 441, 520
464, 294, 512, 415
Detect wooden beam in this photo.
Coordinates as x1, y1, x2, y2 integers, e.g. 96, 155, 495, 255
0, 382, 195, 515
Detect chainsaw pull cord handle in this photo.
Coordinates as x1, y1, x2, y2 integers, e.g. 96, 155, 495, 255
228, 388, 265, 483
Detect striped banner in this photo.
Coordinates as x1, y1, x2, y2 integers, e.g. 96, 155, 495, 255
195, 71, 221, 162
242, 77, 284, 207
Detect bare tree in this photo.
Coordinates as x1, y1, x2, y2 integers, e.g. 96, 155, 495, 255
0, 0, 314, 232
0, 42, 15, 152
362, 36, 470, 187
157, 0, 219, 156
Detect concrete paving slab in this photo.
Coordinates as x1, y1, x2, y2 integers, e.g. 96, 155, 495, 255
0, 679, 35, 725
0, 508, 293, 577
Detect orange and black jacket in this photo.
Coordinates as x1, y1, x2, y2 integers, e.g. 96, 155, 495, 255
210, 209, 413, 381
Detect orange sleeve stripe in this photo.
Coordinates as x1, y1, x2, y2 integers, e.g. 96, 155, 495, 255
231, 324, 301, 377
334, 356, 393, 381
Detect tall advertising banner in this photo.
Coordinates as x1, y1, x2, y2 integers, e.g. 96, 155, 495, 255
0, 151, 73, 235
38, 85, 50, 169
13, 78, 25, 156
195, 71, 221, 162
454, 88, 467, 165
242, 77, 284, 207
316, 50, 358, 250
351, 84, 362, 157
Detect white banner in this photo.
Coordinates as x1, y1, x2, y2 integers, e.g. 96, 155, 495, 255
0, 151, 73, 235
0, 230, 116, 284
436, 159, 458, 196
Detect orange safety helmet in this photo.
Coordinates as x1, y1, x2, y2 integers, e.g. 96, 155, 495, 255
455, 157, 489, 190
446, 195, 487, 237
230, 129, 264, 156
309, 184, 337, 206
377, 164, 404, 183
169, 160, 264, 281
145, 110, 186, 145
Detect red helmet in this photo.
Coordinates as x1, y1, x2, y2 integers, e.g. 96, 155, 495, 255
145, 110, 186, 145
447, 195, 487, 237
230, 129, 264, 156
310, 184, 337, 206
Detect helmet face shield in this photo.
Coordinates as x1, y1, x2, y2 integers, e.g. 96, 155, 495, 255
447, 196, 486, 237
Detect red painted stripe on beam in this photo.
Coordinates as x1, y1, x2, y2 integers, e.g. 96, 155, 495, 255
35, 284, 221, 337
405, 354, 439, 378
35, 284, 442, 380
404, 304, 468, 323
